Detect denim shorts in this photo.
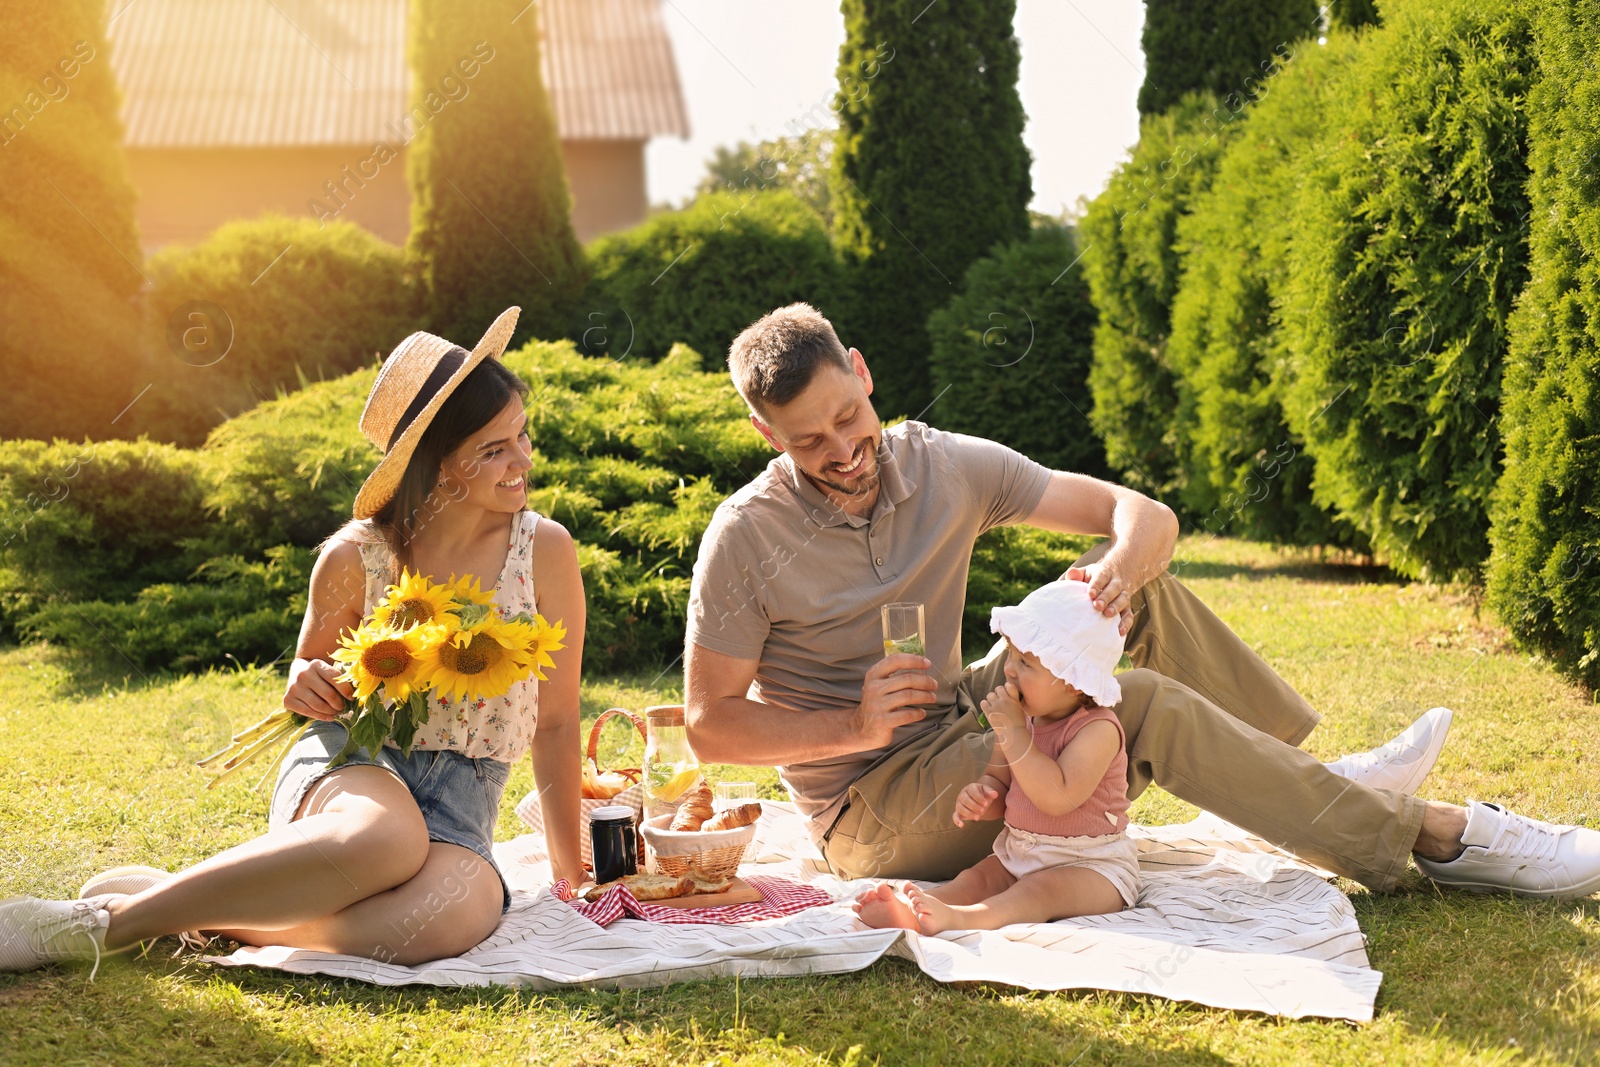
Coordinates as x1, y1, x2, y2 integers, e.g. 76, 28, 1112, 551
269, 719, 512, 913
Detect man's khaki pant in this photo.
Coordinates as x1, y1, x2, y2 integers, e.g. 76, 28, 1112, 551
821, 555, 1428, 891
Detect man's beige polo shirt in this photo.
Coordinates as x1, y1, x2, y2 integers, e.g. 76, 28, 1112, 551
687, 420, 1053, 835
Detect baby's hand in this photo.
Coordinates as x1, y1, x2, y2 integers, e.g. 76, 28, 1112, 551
980, 682, 1025, 740
953, 781, 1002, 827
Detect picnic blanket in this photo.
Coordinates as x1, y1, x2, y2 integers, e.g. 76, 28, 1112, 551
209, 802, 1383, 1021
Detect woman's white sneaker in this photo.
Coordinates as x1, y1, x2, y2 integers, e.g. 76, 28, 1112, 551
1324, 706, 1453, 795
0, 896, 116, 978
1414, 801, 1600, 899
79, 865, 172, 899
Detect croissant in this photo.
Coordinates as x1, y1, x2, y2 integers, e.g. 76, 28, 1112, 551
702, 801, 761, 832
669, 779, 713, 831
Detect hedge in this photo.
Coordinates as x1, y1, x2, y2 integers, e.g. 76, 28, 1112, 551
831, 0, 1031, 418
0, 439, 211, 638
1080, 92, 1245, 501
1280, 0, 1536, 580
1486, 0, 1600, 687
130, 215, 417, 447
581, 191, 843, 368
926, 224, 1106, 478
1164, 36, 1367, 548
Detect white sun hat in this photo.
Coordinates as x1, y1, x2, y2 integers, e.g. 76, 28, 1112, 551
990, 579, 1126, 706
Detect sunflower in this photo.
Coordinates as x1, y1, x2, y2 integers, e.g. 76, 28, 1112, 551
448, 573, 497, 609
416, 615, 535, 702
527, 614, 568, 680
331, 621, 437, 702
371, 569, 459, 632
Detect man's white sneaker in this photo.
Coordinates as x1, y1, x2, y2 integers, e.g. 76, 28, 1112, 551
0, 896, 116, 979
79, 865, 171, 899
1324, 706, 1453, 795
1414, 801, 1600, 899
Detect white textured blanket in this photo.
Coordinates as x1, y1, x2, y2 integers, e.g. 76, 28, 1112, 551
210, 803, 1382, 1021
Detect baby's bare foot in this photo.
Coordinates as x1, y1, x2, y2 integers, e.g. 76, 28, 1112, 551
853, 882, 920, 930
905, 883, 957, 935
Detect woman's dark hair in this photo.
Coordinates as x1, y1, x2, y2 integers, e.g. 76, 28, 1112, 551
329, 358, 530, 575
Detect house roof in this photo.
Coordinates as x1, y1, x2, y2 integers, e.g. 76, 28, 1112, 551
107, 0, 690, 148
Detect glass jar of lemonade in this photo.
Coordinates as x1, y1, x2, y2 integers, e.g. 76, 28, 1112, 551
642, 704, 701, 822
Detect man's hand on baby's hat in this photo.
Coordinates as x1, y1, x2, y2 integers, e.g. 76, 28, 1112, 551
1065, 562, 1136, 636
853, 653, 938, 749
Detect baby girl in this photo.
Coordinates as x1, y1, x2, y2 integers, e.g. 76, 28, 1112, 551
855, 579, 1139, 933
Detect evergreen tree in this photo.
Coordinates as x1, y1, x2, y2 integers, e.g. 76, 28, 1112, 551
1079, 93, 1242, 501
1487, 0, 1600, 688
1138, 0, 1321, 117
0, 0, 144, 441
1281, 0, 1535, 580
1165, 37, 1367, 549
406, 0, 584, 347
831, 0, 1031, 417
1327, 0, 1382, 32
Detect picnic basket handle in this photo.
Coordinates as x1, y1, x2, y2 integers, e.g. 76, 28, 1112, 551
586, 707, 648, 766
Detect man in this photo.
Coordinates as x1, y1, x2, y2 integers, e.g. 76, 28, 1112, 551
685, 303, 1600, 897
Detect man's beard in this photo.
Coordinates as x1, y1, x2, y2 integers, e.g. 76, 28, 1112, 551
807, 438, 881, 497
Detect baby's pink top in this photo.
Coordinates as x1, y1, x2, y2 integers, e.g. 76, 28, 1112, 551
1003, 705, 1130, 838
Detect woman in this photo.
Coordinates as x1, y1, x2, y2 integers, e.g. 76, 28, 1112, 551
0, 307, 585, 973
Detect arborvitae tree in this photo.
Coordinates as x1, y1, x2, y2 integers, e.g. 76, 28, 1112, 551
926, 224, 1105, 478
1079, 93, 1242, 501
1487, 0, 1600, 688
406, 0, 585, 346
1137, 0, 1321, 116
0, 0, 144, 441
1165, 37, 1367, 549
1326, 0, 1382, 32
1282, 0, 1535, 581
831, 0, 1031, 418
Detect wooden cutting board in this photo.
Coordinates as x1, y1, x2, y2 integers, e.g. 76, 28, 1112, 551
649, 876, 762, 909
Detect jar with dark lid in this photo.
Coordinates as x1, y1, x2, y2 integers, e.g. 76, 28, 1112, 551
588, 804, 638, 884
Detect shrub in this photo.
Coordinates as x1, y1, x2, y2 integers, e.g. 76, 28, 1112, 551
1164, 37, 1367, 549
1281, 0, 1536, 580
24, 340, 775, 674
1137, 0, 1321, 116
0, 438, 211, 636
22, 546, 311, 674
0, 1, 145, 443
131, 215, 416, 446
964, 526, 1095, 663
1080, 92, 1245, 501
406, 0, 585, 346
831, 0, 1031, 418
926, 225, 1106, 477
1486, 0, 1600, 688
580, 191, 843, 368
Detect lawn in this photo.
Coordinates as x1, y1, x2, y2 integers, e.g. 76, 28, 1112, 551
2, 535, 1598, 1065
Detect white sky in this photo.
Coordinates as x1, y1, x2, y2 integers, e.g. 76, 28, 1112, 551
646, 0, 1146, 217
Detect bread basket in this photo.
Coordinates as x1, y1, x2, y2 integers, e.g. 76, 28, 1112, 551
640, 813, 757, 880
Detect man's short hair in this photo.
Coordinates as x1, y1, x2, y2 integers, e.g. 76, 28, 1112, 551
727, 303, 853, 415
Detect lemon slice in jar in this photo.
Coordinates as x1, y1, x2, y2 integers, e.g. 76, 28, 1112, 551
651, 764, 702, 802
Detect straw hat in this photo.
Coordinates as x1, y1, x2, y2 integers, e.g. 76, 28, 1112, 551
352, 306, 521, 519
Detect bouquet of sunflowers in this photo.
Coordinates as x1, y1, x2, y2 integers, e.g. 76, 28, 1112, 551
198, 570, 566, 788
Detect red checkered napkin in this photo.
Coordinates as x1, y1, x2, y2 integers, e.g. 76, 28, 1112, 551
551, 875, 833, 927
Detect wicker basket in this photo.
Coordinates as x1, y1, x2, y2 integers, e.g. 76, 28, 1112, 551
640, 813, 758, 881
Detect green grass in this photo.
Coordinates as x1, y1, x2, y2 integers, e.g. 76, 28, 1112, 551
3, 535, 1599, 1065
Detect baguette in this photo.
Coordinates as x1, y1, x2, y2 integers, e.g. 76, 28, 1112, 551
582, 872, 695, 902
702, 801, 762, 832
